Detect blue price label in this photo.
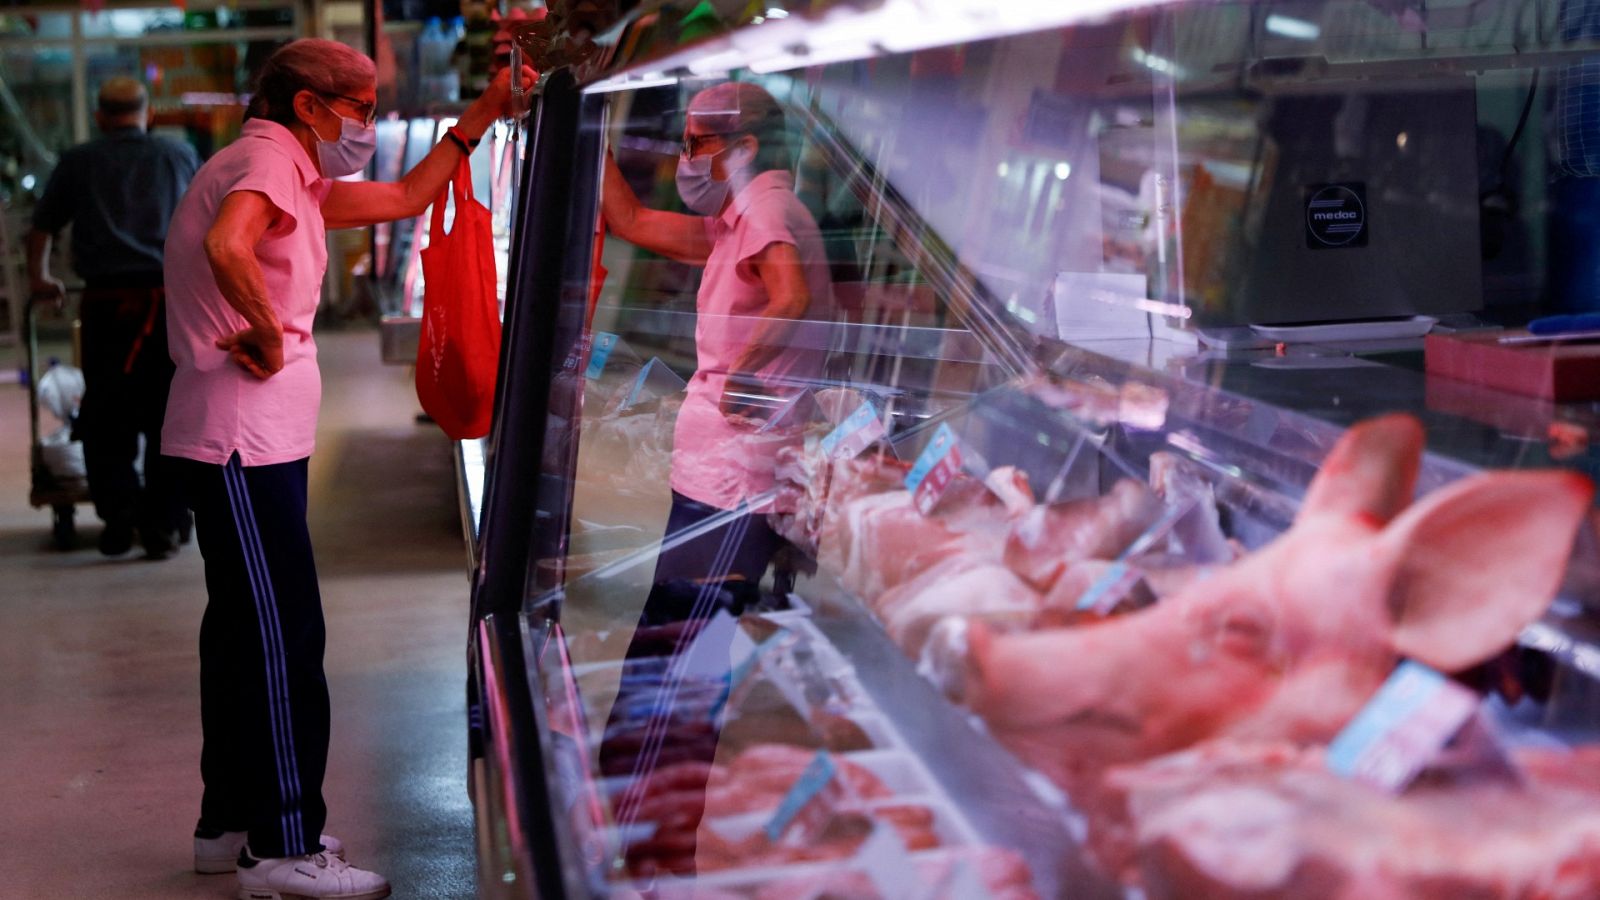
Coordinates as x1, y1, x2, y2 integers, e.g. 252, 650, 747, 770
1326, 660, 1479, 792
584, 332, 618, 380
622, 358, 662, 408
764, 751, 837, 842
820, 401, 885, 460
1075, 562, 1137, 612
1075, 497, 1198, 612
708, 631, 786, 721
904, 424, 963, 515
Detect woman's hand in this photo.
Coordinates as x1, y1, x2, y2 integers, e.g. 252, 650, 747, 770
323, 63, 538, 229
216, 323, 285, 380
466, 64, 537, 125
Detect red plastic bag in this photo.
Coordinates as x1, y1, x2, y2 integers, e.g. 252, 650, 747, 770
416, 156, 501, 439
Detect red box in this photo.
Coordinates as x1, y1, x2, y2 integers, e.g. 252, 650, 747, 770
1424, 332, 1600, 402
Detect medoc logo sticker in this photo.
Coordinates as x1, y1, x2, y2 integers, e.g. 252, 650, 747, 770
1305, 182, 1368, 249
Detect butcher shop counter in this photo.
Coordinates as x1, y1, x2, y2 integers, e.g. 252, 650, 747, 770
473, 361, 1600, 899
462, 0, 1600, 896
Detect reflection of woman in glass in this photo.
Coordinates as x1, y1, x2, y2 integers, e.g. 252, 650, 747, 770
601, 81, 833, 598
596, 82, 833, 879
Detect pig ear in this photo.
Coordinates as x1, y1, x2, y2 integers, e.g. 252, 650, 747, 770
1299, 414, 1425, 526
1379, 471, 1594, 672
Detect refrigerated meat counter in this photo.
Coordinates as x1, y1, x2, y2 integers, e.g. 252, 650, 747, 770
461, 2, 1600, 898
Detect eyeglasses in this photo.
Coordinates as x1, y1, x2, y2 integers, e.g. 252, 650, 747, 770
681, 131, 741, 158
321, 92, 378, 127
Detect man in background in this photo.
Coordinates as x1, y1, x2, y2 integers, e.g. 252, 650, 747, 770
27, 76, 199, 559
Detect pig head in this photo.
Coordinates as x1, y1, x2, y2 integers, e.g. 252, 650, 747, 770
964, 414, 1594, 772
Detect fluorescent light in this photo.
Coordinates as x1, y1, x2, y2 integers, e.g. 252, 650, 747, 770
749, 41, 877, 74
593, 0, 1173, 86
1265, 14, 1320, 41
585, 72, 681, 94
1130, 46, 1185, 78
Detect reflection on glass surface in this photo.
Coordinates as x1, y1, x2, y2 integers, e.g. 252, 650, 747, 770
502, 2, 1600, 897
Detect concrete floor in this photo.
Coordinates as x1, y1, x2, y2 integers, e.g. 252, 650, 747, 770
0, 328, 478, 898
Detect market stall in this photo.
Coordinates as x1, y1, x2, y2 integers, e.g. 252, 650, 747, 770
466, 1, 1600, 897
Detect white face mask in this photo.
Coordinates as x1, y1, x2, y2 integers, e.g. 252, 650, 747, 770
675, 140, 754, 215
311, 98, 377, 177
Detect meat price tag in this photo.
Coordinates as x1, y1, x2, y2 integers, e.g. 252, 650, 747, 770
856, 824, 923, 900
678, 610, 742, 681
1326, 660, 1479, 792
1076, 496, 1199, 612
583, 331, 618, 379
821, 401, 886, 460
708, 630, 787, 721
758, 388, 814, 434
764, 751, 840, 843
904, 424, 963, 516
620, 357, 687, 409
1074, 562, 1142, 613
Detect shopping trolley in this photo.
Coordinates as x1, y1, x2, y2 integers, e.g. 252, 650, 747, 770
24, 289, 88, 550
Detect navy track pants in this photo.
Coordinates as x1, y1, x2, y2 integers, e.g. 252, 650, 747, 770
176, 452, 329, 859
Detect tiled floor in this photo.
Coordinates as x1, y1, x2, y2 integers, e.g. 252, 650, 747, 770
0, 327, 477, 898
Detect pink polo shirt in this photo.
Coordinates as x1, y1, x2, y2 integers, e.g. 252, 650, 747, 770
670, 170, 834, 510
162, 119, 331, 466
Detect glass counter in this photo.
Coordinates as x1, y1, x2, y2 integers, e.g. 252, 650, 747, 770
466, 2, 1600, 898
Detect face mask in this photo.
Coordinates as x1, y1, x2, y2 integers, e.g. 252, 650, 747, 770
675, 141, 755, 215
311, 99, 377, 177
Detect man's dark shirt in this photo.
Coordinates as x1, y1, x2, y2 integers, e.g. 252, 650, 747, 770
31, 127, 200, 283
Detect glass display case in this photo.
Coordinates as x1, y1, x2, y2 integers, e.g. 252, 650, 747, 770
466, 1, 1600, 897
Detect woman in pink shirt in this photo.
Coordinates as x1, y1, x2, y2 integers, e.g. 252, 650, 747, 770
161, 38, 529, 900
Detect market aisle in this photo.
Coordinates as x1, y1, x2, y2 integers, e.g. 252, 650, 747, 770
0, 328, 477, 899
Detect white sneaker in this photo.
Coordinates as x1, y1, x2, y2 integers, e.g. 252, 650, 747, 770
195, 832, 346, 874
236, 850, 390, 900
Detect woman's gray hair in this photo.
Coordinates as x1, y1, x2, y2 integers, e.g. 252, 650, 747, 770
245, 39, 376, 126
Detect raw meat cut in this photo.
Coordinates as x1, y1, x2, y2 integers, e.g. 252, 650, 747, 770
713, 743, 895, 812
1004, 479, 1162, 591
814, 482, 1013, 600
984, 466, 1036, 516
965, 414, 1593, 770
621, 744, 943, 877
1107, 741, 1600, 899
753, 846, 1040, 900
771, 449, 907, 553
873, 555, 1042, 658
